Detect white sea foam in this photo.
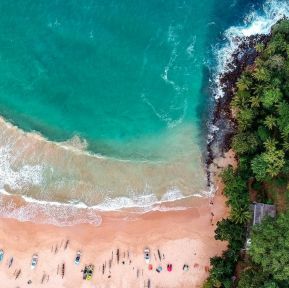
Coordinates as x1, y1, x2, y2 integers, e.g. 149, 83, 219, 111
0, 145, 43, 191
161, 186, 183, 202
141, 92, 187, 129
0, 185, 194, 225
6, 1, 288, 225
60, 135, 88, 151
214, 0, 289, 99
186, 36, 196, 57
208, 0, 289, 191
0, 193, 102, 226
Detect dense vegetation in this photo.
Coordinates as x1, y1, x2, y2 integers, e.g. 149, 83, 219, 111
204, 19, 289, 288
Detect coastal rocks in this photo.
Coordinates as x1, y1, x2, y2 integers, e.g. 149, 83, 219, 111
206, 34, 271, 186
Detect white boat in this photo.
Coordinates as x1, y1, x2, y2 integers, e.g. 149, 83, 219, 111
144, 248, 150, 264
31, 254, 38, 269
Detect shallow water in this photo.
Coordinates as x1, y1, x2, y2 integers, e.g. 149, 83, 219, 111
0, 0, 288, 222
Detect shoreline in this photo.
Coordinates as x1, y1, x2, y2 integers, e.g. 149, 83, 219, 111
206, 33, 270, 186
0, 151, 235, 288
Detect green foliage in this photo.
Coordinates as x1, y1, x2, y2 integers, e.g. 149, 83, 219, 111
230, 206, 251, 224
263, 146, 285, 177
267, 54, 285, 72
221, 167, 249, 208
251, 155, 268, 181
272, 19, 289, 37
215, 218, 246, 244
238, 266, 281, 288
251, 147, 285, 181
206, 19, 289, 288
264, 115, 277, 130
204, 253, 236, 288
257, 126, 270, 142
236, 108, 254, 131
277, 101, 289, 138
249, 212, 289, 282
261, 88, 283, 109
230, 20, 289, 181
232, 132, 259, 155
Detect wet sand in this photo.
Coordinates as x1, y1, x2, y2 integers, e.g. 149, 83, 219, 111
0, 189, 229, 288
0, 117, 207, 207
0, 140, 236, 288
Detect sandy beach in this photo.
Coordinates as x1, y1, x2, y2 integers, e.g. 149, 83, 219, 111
0, 151, 235, 288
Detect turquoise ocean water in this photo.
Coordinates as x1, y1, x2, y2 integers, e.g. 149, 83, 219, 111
0, 0, 261, 159
1, 0, 286, 221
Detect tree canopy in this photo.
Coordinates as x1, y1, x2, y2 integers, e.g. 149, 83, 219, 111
249, 212, 289, 282
205, 19, 289, 288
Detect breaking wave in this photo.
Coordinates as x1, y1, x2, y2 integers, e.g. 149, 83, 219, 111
213, 0, 289, 99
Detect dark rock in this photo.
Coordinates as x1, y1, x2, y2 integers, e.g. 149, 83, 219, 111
206, 33, 271, 187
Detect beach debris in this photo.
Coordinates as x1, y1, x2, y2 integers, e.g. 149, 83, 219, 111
31, 254, 38, 269
41, 273, 46, 284
122, 261, 125, 265
193, 263, 199, 268
0, 249, 4, 262
148, 264, 153, 271
8, 257, 13, 268
162, 253, 165, 260
102, 263, 105, 275
144, 248, 150, 264
54, 245, 58, 254
144, 279, 151, 288
57, 264, 59, 275
109, 259, 112, 269
183, 264, 189, 271
27, 280, 32, 285
157, 249, 161, 261
62, 263, 65, 279
64, 240, 69, 250
167, 264, 172, 272
144, 280, 150, 288
15, 269, 21, 279
116, 249, 120, 264
83, 264, 94, 280
205, 266, 210, 272
156, 265, 162, 273
74, 250, 81, 265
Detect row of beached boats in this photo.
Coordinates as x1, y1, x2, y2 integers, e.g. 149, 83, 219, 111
0, 249, 94, 281
0, 249, 38, 270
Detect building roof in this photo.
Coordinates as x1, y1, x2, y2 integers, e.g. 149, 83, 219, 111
251, 203, 276, 226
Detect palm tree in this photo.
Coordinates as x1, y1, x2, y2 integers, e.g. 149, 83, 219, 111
237, 75, 252, 91
230, 206, 251, 225
264, 138, 278, 151
255, 43, 265, 53
264, 115, 277, 130
253, 67, 270, 82
250, 96, 261, 108
282, 141, 289, 152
